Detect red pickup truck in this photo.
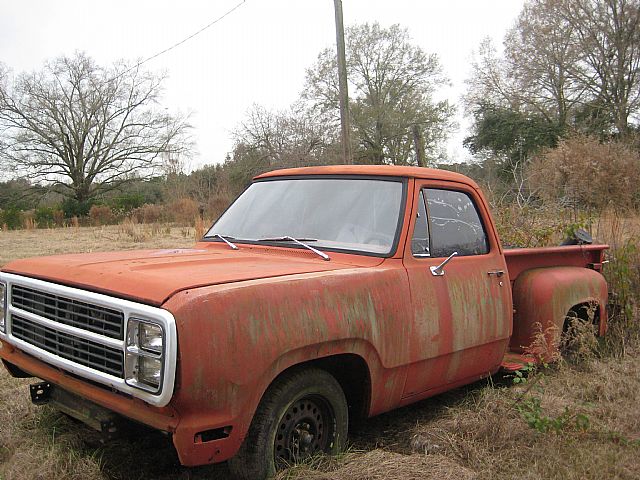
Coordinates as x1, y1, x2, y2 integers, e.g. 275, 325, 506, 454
0, 166, 608, 479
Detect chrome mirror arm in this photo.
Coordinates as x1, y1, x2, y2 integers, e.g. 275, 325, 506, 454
430, 251, 458, 276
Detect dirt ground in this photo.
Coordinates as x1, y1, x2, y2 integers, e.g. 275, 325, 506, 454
0, 225, 638, 480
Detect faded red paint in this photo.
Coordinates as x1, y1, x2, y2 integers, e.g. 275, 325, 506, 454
255, 164, 481, 188
504, 244, 607, 281
509, 266, 608, 358
2, 245, 381, 306
401, 178, 512, 401
0, 165, 609, 467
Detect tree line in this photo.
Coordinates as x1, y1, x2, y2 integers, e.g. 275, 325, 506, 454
463, 0, 640, 208
0, 21, 454, 225
1, 0, 639, 229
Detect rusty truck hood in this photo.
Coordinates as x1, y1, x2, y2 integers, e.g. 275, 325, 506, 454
2, 243, 380, 306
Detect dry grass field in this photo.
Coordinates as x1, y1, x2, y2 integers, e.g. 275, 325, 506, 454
0, 223, 198, 266
0, 221, 639, 480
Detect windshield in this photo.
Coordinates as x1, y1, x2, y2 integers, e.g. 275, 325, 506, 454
206, 177, 405, 255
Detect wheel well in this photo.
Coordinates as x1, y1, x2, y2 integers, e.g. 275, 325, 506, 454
271, 354, 371, 422
565, 301, 600, 331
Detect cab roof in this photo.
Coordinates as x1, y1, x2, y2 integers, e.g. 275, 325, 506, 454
254, 165, 480, 189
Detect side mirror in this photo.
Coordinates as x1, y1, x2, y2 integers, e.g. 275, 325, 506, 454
430, 251, 458, 276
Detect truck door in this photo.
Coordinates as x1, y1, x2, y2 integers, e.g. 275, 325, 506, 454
401, 182, 512, 400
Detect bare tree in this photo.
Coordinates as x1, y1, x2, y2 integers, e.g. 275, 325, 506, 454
464, 38, 518, 112
505, 0, 587, 126
561, 0, 640, 136
465, 2, 585, 127
0, 64, 10, 181
0, 52, 191, 206
304, 23, 455, 166
233, 103, 337, 168
466, 0, 640, 137
226, 103, 340, 192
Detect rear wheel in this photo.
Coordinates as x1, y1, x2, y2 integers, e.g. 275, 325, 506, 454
228, 368, 348, 480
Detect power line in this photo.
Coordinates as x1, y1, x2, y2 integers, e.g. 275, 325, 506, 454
112, 1, 247, 80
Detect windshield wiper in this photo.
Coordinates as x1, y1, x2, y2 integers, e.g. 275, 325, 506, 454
208, 233, 239, 250
257, 236, 330, 261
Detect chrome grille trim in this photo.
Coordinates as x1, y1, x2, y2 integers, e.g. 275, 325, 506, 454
0, 272, 177, 407
11, 285, 123, 339
12, 314, 124, 377
9, 306, 122, 350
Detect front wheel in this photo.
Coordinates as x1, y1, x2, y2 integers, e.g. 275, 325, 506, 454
228, 368, 348, 480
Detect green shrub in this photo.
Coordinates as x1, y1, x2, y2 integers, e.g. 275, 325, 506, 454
0, 207, 23, 229
110, 194, 146, 213
61, 198, 94, 218
517, 396, 590, 434
34, 206, 58, 228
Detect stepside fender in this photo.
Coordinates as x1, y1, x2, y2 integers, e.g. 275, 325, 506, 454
509, 266, 608, 356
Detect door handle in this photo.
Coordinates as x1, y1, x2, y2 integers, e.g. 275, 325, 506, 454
487, 270, 505, 277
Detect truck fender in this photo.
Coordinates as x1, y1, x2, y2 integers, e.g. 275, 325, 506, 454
248, 337, 402, 422
509, 266, 607, 358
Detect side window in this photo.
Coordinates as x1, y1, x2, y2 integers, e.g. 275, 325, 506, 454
426, 189, 489, 257
411, 190, 430, 256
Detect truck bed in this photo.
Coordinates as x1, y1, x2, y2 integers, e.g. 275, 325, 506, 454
500, 244, 608, 371
504, 244, 608, 282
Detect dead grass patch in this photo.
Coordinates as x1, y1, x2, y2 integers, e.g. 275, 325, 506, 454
270, 353, 639, 480
277, 450, 476, 480
0, 224, 196, 267
402, 357, 640, 480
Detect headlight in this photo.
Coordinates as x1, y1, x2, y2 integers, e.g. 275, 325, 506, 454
138, 356, 162, 389
139, 322, 163, 353
0, 282, 6, 333
125, 318, 164, 393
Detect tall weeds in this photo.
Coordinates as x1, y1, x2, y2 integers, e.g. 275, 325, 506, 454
602, 241, 640, 356
194, 216, 206, 240
590, 210, 640, 356
494, 204, 640, 357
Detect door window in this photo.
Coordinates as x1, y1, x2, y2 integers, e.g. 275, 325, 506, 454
425, 189, 488, 257
411, 190, 430, 257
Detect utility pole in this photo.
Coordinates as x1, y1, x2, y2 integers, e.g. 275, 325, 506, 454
334, 0, 351, 164
412, 124, 426, 167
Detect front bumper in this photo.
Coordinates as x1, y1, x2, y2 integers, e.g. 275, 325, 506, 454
0, 340, 245, 466
0, 339, 178, 432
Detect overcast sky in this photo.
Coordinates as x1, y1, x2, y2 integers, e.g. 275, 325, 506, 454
0, 0, 525, 169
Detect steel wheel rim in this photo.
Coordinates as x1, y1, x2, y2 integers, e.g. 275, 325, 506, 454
274, 395, 336, 466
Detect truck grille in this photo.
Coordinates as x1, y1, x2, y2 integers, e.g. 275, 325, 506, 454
11, 285, 124, 340
11, 314, 124, 377
1, 273, 177, 407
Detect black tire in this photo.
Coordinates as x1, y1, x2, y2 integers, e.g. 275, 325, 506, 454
228, 368, 348, 480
